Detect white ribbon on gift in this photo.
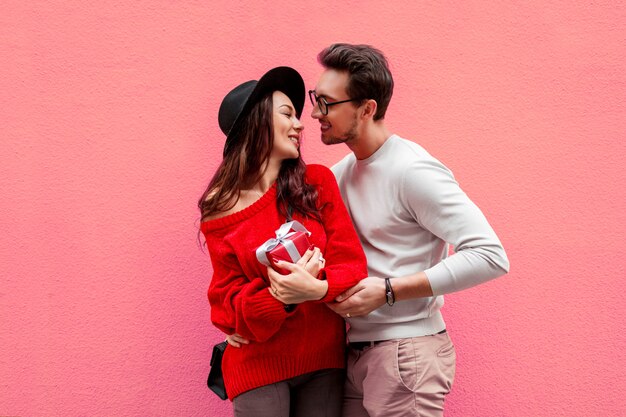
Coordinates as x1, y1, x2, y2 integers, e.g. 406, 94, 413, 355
256, 221, 311, 267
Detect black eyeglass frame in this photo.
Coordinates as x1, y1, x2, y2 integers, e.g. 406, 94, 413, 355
308, 90, 365, 115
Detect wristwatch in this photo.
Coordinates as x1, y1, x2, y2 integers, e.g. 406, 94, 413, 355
385, 277, 395, 306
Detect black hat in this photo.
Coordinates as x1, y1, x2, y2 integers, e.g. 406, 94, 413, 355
218, 66, 305, 155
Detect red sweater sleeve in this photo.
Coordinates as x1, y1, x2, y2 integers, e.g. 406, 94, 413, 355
205, 235, 292, 342
307, 165, 368, 302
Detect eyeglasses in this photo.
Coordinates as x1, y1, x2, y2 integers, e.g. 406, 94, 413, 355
308, 90, 364, 115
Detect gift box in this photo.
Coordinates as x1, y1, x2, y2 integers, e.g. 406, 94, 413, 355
256, 221, 311, 274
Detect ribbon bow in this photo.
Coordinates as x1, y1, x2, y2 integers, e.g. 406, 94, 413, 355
255, 221, 311, 267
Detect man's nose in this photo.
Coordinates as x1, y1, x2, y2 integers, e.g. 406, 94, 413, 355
311, 104, 322, 119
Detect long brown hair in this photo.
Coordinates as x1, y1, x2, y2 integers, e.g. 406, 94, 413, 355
198, 93, 321, 222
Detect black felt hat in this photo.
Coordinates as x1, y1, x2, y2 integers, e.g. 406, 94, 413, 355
218, 66, 305, 155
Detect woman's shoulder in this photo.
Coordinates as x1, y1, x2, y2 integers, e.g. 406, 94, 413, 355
201, 190, 228, 221
201, 188, 252, 222
201, 185, 278, 232
304, 164, 342, 202
305, 164, 335, 182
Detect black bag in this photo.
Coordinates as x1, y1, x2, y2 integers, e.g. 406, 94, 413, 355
207, 341, 228, 400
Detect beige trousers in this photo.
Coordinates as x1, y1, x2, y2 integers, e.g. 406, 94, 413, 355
343, 332, 456, 417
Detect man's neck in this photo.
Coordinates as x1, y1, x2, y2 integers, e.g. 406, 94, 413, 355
348, 123, 392, 160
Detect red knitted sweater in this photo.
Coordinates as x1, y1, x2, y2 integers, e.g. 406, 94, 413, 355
201, 164, 368, 399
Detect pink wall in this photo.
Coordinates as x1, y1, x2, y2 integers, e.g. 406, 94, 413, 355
1, 1, 624, 416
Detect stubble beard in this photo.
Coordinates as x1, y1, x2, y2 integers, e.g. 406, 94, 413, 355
321, 118, 358, 146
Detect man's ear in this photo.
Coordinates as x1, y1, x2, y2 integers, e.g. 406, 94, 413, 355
360, 99, 378, 120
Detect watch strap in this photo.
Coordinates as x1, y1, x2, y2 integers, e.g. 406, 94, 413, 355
385, 277, 395, 306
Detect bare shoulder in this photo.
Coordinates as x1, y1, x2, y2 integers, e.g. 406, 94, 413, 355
201, 189, 261, 222
201, 190, 236, 221
202, 210, 230, 222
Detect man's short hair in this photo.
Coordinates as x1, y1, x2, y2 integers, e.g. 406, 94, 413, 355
317, 43, 394, 121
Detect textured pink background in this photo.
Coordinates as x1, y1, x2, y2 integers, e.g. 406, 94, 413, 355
1, 1, 625, 416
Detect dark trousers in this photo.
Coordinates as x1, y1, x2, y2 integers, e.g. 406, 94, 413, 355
232, 368, 344, 417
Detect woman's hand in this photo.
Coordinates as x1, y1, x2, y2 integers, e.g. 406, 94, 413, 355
225, 333, 249, 348
268, 259, 329, 304
297, 246, 326, 278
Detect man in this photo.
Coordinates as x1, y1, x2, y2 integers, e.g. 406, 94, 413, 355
309, 43, 510, 417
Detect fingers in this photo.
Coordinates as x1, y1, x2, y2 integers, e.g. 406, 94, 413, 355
269, 284, 303, 304
326, 301, 355, 318
271, 247, 325, 277
267, 266, 287, 293
335, 283, 361, 302
267, 261, 322, 304
272, 259, 301, 274
268, 282, 290, 304
296, 246, 316, 266
303, 248, 322, 277
267, 266, 280, 283
308, 247, 325, 265
308, 247, 321, 262
227, 338, 242, 348
268, 285, 281, 300
294, 247, 326, 276
268, 266, 289, 288
226, 333, 249, 348
267, 267, 285, 301
330, 278, 388, 317
310, 248, 326, 267
231, 333, 249, 345
328, 301, 349, 315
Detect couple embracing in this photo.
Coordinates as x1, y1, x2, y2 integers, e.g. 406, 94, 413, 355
199, 43, 509, 417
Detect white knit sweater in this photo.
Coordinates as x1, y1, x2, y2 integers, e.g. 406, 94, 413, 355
332, 135, 510, 342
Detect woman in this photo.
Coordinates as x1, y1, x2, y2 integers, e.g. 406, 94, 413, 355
199, 66, 367, 417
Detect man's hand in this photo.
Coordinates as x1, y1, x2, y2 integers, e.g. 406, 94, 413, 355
326, 277, 386, 318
